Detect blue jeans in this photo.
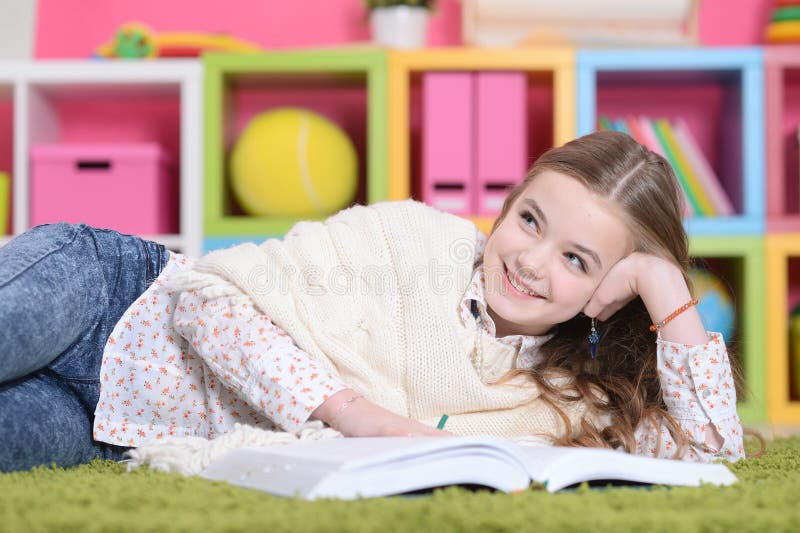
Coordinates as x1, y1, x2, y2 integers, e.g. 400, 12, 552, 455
0, 223, 170, 472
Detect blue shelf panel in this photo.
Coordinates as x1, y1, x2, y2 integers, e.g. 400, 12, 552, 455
576, 47, 765, 239
577, 47, 762, 71
683, 215, 764, 236
203, 235, 282, 253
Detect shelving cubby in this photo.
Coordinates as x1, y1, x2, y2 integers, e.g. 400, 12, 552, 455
202, 49, 388, 251
765, 46, 800, 232
765, 235, 800, 425
387, 47, 576, 235
689, 236, 765, 424
577, 48, 765, 236
0, 60, 203, 256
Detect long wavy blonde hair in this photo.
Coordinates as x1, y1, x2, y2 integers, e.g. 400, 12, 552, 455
492, 130, 743, 456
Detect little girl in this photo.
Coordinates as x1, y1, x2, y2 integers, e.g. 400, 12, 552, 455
0, 131, 743, 472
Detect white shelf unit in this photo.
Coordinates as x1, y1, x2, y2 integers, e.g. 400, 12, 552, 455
0, 60, 203, 256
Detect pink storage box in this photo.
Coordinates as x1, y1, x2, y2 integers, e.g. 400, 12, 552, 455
422, 72, 476, 216
30, 143, 177, 234
475, 72, 527, 217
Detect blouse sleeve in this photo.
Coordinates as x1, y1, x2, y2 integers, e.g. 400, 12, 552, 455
633, 332, 745, 462
171, 280, 347, 432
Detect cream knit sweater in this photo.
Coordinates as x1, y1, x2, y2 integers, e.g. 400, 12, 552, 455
176, 200, 588, 439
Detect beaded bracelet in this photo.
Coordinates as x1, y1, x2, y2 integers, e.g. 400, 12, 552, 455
649, 298, 699, 332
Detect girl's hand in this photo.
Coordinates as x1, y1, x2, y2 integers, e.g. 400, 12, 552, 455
312, 389, 449, 438
584, 253, 709, 345
582, 252, 643, 322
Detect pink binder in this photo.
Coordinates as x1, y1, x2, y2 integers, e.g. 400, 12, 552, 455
422, 72, 475, 215
475, 72, 527, 216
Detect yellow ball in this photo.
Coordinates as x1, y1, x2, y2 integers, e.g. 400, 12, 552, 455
230, 107, 358, 217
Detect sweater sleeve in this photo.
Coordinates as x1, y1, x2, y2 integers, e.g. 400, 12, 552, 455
633, 332, 744, 462
171, 278, 347, 432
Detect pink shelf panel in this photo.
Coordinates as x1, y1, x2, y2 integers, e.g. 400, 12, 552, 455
766, 46, 800, 229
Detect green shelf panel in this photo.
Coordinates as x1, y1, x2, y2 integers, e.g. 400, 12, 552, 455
690, 235, 766, 424
203, 48, 388, 237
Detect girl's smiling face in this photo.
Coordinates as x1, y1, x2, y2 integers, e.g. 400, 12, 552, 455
482, 170, 635, 337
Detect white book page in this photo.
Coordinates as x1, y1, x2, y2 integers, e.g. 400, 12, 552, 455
201, 436, 531, 500
516, 445, 738, 492
311, 447, 529, 500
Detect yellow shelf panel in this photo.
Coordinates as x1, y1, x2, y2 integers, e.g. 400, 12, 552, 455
389, 47, 575, 70
469, 216, 497, 236
766, 235, 800, 424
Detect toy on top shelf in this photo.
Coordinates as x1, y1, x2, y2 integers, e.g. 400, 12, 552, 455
765, 0, 800, 44
230, 107, 358, 218
95, 22, 262, 59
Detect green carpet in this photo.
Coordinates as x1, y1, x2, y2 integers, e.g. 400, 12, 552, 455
1, 437, 798, 532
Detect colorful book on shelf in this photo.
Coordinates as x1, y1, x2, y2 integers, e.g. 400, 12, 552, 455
599, 116, 693, 217
600, 115, 732, 218
653, 118, 733, 216
671, 119, 734, 216
200, 436, 738, 500
615, 118, 632, 136
598, 116, 615, 131
650, 118, 710, 216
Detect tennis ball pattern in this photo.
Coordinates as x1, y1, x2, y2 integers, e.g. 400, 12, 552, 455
230, 107, 358, 217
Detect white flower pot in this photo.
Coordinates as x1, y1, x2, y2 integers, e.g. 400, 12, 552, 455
370, 6, 429, 49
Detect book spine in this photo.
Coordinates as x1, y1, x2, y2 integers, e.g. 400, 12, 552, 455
651, 118, 702, 216
657, 119, 715, 216
613, 118, 631, 136
635, 116, 665, 155
636, 116, 692, 217
672, 119, 734, 216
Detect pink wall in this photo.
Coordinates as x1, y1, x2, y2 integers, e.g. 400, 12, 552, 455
34, 0, 771, 58
699, 0, 772, 45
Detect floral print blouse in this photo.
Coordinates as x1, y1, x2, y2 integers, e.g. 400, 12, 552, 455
93, 237, 743, 462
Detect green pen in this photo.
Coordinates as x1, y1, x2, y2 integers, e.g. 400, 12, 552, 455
436, 414, 449, 430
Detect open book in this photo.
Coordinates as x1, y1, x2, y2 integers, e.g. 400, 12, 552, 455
200, 436, 737, 500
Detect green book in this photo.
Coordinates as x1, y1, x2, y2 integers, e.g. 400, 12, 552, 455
657, 120, 715, 216
651, 119, 703, 216
598, 116, 614, 131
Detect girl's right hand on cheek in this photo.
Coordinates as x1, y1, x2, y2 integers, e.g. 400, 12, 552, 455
312, 389, 449, 438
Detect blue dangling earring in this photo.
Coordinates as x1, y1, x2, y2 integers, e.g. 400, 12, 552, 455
588, 317, 599, 359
